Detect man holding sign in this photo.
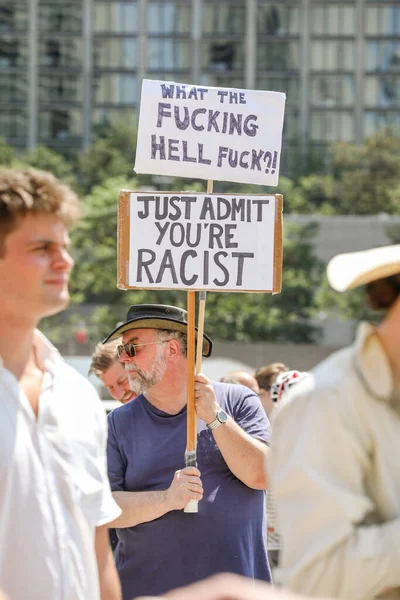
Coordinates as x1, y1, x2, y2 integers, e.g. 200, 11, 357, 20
104, 304, 271, 599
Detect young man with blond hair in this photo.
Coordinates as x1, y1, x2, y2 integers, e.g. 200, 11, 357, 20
0, 169, 121, 600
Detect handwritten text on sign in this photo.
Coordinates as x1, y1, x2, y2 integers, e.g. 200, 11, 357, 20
134, 80, 286, 186
128, 193, 277, 291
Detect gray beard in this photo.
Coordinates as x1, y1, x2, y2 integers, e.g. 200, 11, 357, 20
127, 346, 167, 394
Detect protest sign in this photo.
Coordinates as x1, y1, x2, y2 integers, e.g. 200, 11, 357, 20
134, 79, 286, 186
117, 191, 283, 293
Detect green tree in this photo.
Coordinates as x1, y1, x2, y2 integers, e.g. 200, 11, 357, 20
0, 137, 17, 166
18, 145, 77, 188
286, 128, 400, 215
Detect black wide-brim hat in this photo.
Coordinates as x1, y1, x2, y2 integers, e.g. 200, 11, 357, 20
103, 304, 213, 357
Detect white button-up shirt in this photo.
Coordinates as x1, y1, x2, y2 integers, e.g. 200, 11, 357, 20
0, 331, 121, 600
270, 322, 400, 600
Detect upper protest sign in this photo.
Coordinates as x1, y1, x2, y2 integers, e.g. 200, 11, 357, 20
117, 190, 283, 293
134, 79, 286, 187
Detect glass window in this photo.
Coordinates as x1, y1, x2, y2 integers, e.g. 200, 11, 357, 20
94, 74, 138, 104
39, 38, 83, 68
0, 37, 28, 67
0, 72, 27, 102
203, 40, 245, 71
311, 4, 355, 35
257, 4, 301, 36
38, 74, 83, 102
310, 110, 355, 142
366, 41, 400, 71
203, 1, 246, 36
148, 39, 191, 70
38, 2, 82, 33
311, 41, 355, 70
147, 2, 191, 34
0, 4, 28, 33
94, 2, 138, 34
364, 110, 400, 136
94, 38, 137, 69
0, 109, 27, 137
257, 41, 300, 70
365, 74, 400, 106
39, 108, 83, 140
310, 75, 355, 106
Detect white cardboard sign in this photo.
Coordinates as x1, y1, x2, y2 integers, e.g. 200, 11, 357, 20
117, 191, 283, 293
134, 79, 286, 187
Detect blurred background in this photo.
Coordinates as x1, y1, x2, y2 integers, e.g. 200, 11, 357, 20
1, 0, 399, 396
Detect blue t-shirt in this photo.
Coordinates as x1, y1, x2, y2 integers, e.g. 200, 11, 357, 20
107, 381, 271, 599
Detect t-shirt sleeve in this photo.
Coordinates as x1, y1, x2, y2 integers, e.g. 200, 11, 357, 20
231, 387, 271, 445
107, 411, 127, 492
94, 403, 122, 526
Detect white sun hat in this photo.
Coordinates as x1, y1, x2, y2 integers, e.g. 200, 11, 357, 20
327, 245, 400, 292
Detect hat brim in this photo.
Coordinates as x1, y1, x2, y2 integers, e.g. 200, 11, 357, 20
103, 316, 212, 358
327, 245, 400, 292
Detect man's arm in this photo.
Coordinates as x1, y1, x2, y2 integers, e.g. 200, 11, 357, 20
194, 374, 269, 490
95, 525, 121, 600
270, 382, 400, 599
110, 467, 203, 528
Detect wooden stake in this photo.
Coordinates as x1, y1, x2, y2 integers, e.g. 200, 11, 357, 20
184, 289, 197, 513
184, 180, 213, 514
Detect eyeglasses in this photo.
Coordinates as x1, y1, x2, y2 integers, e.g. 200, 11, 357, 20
117, 340, 167, 358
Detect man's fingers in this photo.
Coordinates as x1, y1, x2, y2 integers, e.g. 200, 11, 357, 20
180, 466, 201, 477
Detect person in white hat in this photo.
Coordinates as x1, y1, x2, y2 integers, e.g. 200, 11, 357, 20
269, 244, 400, 600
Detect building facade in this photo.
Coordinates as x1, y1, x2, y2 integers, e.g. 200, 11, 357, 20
1, 0, 399, 172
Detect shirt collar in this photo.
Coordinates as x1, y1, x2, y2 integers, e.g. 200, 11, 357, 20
354, 322, 394, 404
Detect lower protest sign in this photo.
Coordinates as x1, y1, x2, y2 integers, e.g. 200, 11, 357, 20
117, 191, 283, 293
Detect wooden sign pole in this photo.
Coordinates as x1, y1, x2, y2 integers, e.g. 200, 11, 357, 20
184, 180, 213, 514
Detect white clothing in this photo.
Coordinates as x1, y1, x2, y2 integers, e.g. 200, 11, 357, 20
270, 323, 400, 600
0, 330, 121, 600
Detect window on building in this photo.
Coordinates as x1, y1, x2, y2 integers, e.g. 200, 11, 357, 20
148, 39, 191, 71
364, 109, 400, 136
310, 110, 355, 142
39, 2, 82, 34
39, 109, 83, 140
203, 1, 246, 36
147, 1, 191, 34
310, 75, 355, 106
0, 110, 27, 137
94, 1, 138, 34
311, 4, 355, 36
94, 74, 138, 104
38, 74, 82, 102
39, 38, 82, 68
0, 38, 24, 67
257, 3, 301, 36
311, 41, 355, 71
0, 4, 27, 32
365, 5, 400, 35
0, 73, 27, 102
366, 41, 400, 71
94, 38, 137, 69
365, 74, 400, 106
257, 40, 300, 71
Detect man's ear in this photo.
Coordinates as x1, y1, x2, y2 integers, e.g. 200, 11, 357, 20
166, 338, 181, 361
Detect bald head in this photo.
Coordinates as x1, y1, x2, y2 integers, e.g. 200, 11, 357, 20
220, 370, 260, 395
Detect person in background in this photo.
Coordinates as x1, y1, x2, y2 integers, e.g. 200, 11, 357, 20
255, 363, 288, 417
104, 303, 272, 599
0, 169, 121, 600
90, 339, 136, 404
267, 370, 309, 570
270, 245, 400, 599
220, 370, 260, 395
